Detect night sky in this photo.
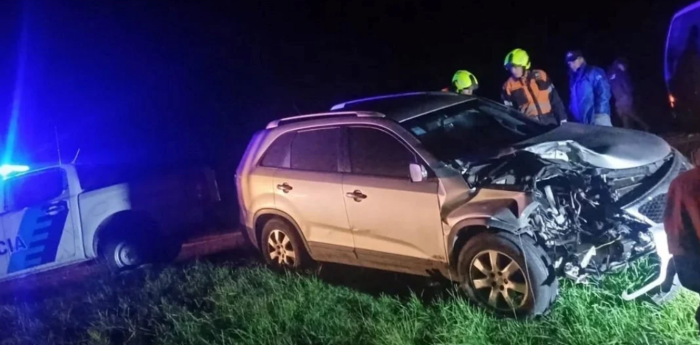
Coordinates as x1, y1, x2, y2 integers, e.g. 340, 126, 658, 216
0, 0, 695, 197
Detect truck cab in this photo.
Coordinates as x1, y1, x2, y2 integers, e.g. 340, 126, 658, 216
0, 165, 81, 279
0, 163, 219, 282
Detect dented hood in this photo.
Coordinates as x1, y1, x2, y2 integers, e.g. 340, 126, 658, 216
516, 123, 671, 169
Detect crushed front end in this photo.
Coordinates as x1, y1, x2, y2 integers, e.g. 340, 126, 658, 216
460, 145, 691, 301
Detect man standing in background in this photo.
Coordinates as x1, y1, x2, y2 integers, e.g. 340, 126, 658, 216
608, 58, 650, 131
567, 50, 613, 126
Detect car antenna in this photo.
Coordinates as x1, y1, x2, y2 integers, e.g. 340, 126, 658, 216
292, 102, 301, 115
71, 148, 81, 164
54, 125, 62, 165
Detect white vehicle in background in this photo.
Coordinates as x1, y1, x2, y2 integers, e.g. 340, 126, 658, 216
0, 163, 219, 282
664, 1, 700, 163
665, 0, 700, 108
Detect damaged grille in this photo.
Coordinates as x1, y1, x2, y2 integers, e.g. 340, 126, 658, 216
638, 194, 667, 223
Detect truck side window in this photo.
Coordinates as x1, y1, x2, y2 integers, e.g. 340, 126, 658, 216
290, 127, 340, 172
4, 169, 66, 211
348, 127, 416, 179
260, 132, 296, 168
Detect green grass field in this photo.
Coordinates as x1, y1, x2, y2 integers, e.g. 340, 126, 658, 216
0, 258, 698, 345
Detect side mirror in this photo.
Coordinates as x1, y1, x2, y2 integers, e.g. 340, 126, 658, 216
409, 163, 428, 183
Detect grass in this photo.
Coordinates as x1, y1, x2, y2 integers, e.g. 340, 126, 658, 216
0, 256, 698, 345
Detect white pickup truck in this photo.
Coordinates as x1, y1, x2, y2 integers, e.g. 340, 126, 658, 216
0, 163, 220, 282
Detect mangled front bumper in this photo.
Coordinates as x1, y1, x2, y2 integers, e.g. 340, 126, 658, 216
621, 225, 673, 301
620, 151, 691, 301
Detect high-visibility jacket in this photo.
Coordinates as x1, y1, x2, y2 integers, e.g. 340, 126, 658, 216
664, 167, 700, 257
502, 69, 568, 122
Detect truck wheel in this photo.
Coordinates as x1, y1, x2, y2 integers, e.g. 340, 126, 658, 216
457, 231, 558, 318
260, 218, 311, 269
102, 239, 146, 271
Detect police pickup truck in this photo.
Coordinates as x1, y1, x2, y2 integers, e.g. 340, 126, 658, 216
0, 163, 219, 282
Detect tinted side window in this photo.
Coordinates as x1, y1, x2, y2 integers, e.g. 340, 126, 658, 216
290, 128, 340, 172
261, 132, 295, 168
5, 169, 66, 211
349, 127, 415, 178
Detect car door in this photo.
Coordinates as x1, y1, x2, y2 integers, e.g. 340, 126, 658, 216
342, 126, 445, 274
272, 127, 357, 264
0, 168, 77, 278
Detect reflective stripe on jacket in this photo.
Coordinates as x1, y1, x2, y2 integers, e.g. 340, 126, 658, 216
502, 70, 566, 121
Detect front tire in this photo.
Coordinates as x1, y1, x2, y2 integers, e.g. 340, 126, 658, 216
260, 218, 311, 269
457, 231, 558, 317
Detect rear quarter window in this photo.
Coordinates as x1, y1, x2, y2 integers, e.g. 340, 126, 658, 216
260, 132, 295, 168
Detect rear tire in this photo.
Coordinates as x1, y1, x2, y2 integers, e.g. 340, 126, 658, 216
98, 215, 167, 271
457, 231, 558, 318
102, 238, 146, 272
260, 218, 312, 269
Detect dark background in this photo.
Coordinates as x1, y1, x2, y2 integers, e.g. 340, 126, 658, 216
0, 0, 694, 200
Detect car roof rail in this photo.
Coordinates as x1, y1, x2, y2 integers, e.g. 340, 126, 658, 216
265, 111, 385, 129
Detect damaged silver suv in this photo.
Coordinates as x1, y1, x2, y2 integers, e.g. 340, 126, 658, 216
237, 92, 690, 317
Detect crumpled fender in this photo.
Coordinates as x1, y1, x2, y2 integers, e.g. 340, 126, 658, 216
445, 189, 540, 253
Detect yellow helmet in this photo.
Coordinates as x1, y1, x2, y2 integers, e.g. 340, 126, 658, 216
452, 70, 479, 92
504, 49, 531, 70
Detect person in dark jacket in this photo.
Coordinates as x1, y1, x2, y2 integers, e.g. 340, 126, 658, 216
608, 58, 650, 131
566, 50, 613, 126
664, 157, 700, 333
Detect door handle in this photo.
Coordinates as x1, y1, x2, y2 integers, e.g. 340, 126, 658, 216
44, 203, 66, 214
345, 190, 367, 202
276, 183, 293, 193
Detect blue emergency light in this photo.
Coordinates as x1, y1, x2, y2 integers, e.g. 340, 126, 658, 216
0, 164, 29, 179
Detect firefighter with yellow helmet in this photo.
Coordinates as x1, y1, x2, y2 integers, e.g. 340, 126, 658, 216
502, 48, 568, 125
444, 70, 479, 95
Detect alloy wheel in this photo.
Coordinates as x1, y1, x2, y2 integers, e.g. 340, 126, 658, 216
469, 250, 529, 311
267, 229, 296, 266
